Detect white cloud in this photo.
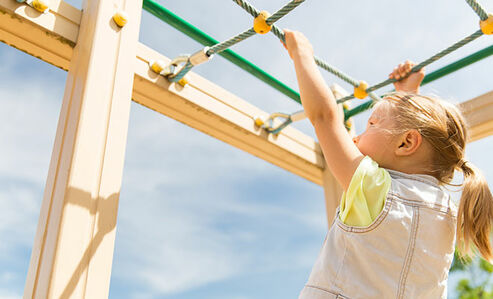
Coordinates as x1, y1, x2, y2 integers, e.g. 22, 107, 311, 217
113, 112, 327, 295
0, 181, 40, 253
0, 70, 62, 185
113, 175, 325, 296
0, 289, 21, 299
2, 1, 493, 298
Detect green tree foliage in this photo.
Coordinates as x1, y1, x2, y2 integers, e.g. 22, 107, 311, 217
451, 250, 493, 299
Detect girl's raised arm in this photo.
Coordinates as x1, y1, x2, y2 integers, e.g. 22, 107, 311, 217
284, 29, 363, 190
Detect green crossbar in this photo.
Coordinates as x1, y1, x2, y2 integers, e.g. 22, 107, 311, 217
345, 43, 493, 120
142, 0, 301, 104
142, 0, 492, 122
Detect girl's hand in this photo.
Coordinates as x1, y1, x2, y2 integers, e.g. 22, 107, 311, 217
389, 60, 425, 93
282, 29, 314, 60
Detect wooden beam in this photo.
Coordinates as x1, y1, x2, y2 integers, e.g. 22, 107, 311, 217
23, 0, 142, 296
0, 0, 325, 185
0, 0, 79, 70
133, 45, 325, 184
458, 90, 493, 142
0, 0, 491, 186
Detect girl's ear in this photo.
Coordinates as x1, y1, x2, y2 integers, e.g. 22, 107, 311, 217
395, 129, 422, 156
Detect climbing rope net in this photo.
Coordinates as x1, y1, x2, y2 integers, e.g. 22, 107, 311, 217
148, 0, 493, 135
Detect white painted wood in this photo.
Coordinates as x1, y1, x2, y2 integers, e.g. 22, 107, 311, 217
133, 44, 325, 185
1, 0, 492, 269
458, 90, 493, 142
1, 0, 490, 185
23, 0, 142, 296
0, 0, 326, 185
0, 0, 80, 70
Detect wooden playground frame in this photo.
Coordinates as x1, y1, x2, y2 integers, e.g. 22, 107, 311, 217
0, 0, 492, 297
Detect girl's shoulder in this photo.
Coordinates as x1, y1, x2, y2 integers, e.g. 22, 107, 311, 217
385, 169, 457, 216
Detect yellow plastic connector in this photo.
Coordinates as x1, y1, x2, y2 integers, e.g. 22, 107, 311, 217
178, 78, 188, 87
150, 60, 165, 74
254, 117, 264, 127
354, 81, 369, 99
480, 14, 493, 35
113, 10, 128, 28
253, 11, 272, 34
345, 119, 353, 129
32, 0, 49, 13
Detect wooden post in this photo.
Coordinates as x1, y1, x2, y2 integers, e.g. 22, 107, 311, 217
0, 0, 490, 293
322, 166, 343, 228
23, 0, 142, 296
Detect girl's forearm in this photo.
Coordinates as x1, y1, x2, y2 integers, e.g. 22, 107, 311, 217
283, 30, 363, 191
292, 53, 340, 124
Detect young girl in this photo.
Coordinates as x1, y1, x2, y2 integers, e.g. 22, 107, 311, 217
282, 29, 493, 298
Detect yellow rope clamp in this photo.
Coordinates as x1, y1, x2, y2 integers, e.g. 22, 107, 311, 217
150, 60, 165, 74
31, 0, 48, 13
254, 117, 265, 127
178, 77, 188, 87
113, 10, 128, 28
480, 14, 493, 35
353, 80, 369, 99
253, 11, 272, 34
345, 119, 353, 129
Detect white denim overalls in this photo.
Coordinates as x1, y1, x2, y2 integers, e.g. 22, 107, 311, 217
299, 170, 457, 299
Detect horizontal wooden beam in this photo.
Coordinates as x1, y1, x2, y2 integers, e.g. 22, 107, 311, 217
0, 0, 79, 70
0, 0, 325, 184
133, 45, 325, 184
1, 0, 491, 184
458, 90, 493, 142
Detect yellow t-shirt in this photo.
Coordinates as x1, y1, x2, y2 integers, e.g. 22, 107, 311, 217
339, 156, 391, 227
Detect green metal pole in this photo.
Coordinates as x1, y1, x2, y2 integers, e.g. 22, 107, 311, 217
345, 43, 493, 120
142, 0, 492, 122
421, 44, 493, 85
142, 0, 301, 104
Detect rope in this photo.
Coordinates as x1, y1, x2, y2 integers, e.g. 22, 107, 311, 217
233, 0, 381, 102
170, 0, 488, 125
233, 0, 259, 18
315, 56, 359, 86
270, 25, 286, 43
465, 0, 489, 20
336, 29, 484, 103
207, 28, 256, 55
208, 0, 302, 56
172, 0, 305, 80
266, 0, 306, 25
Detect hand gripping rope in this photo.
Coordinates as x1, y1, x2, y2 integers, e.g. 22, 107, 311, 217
145, 0, 491, 134
151, 0, 380, 105
233, 0, 381, 104
335, 0, 492, 104
149, 0, 307, 85
260, 0, 493, 135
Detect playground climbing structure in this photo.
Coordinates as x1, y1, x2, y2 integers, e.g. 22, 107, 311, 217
0, 0, 492, 297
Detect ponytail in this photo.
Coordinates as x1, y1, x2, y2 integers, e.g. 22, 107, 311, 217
456, 160, 493, 262
381, 93, 493, 261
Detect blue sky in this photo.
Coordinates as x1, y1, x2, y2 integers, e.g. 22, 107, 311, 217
1, 0, 493, 298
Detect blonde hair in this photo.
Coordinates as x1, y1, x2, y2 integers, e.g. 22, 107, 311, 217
382, 92, 493, 262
